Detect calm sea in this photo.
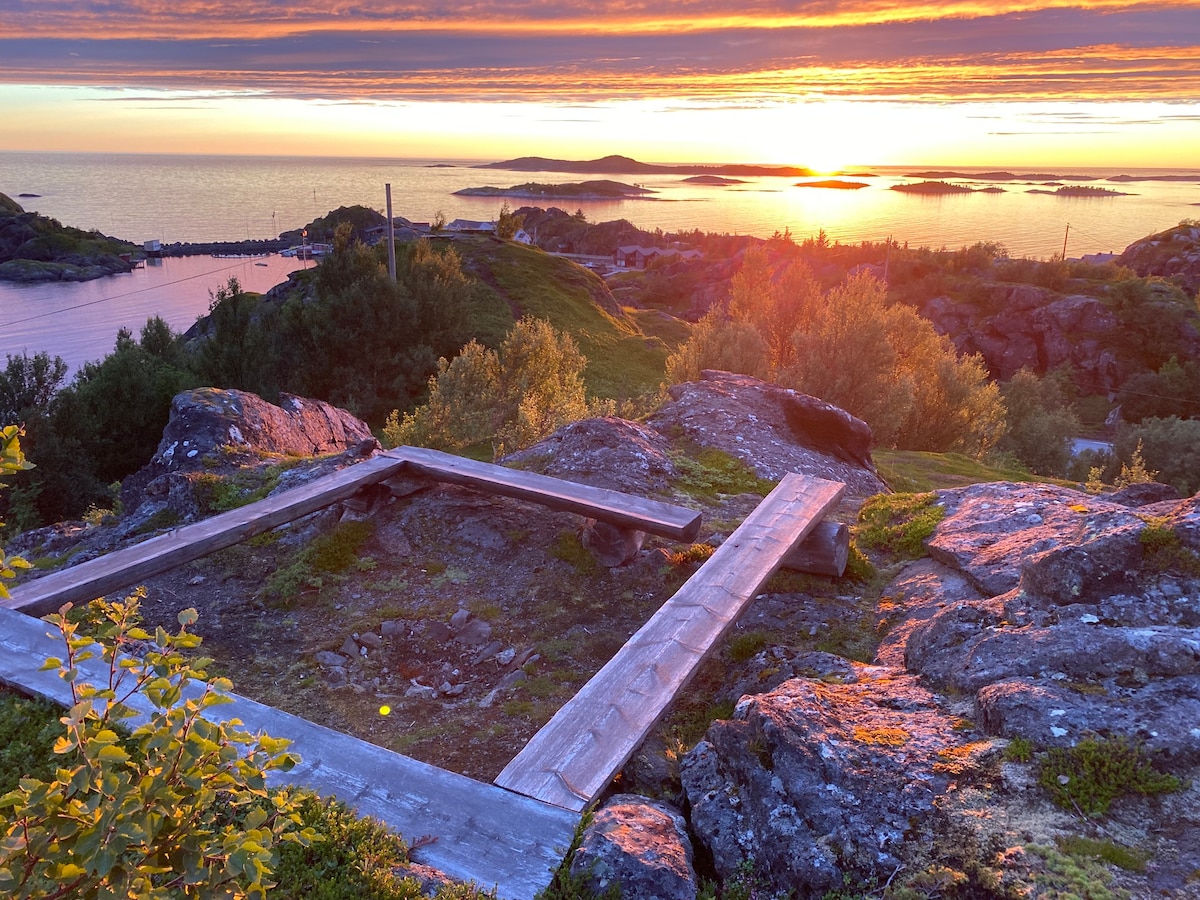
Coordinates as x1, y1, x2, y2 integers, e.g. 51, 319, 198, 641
2, 151, 1198, 372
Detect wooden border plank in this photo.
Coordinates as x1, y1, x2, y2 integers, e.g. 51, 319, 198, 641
386, 446, 701, 542
4, 454, 409, 618
494, 474, 845, 810
0, 606, 579, 900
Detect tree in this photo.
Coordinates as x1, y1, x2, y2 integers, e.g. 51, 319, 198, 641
495, 202, 523, 241
664, 313, 770, 384
196, 277, 271, 394
998, 368, 1082, 475
727, 246, 819, 369
0, 353, 68, 425
785, 273, 1005, 455
386, 317, 598, 456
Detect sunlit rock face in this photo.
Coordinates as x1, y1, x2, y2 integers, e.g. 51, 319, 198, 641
682, 668, 969, 896
120, 388, 375, 523
897, 483, 1200, 763
570, 794, 698, 900
1118, 222, 1200, 295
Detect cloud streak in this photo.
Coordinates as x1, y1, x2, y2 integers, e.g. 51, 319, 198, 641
0, 2, 1198, 106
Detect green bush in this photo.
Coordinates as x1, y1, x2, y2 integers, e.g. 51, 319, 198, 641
1115, 417, 1200, 495
855, 492, 945, 558
0, 598, 312, 899
1036, 736, 1181, 816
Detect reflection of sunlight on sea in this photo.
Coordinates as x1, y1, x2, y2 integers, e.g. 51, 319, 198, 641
0, 255, 303, 373
2, 152, 1198, 368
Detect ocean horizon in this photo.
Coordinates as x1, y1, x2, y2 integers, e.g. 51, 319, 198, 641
2, 150, 1198, 373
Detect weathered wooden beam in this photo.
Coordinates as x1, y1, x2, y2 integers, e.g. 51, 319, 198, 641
386, 446, 702, 542
781, 519, 849, 577
494, 474, 845, 810
0, 606, 577, 900
3, 454, 410, 618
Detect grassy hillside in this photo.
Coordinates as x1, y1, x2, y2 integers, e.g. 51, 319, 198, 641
454, 237, 681, 399
874, 449, 1070, 492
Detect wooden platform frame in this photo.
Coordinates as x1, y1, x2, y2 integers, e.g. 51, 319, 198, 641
493, 473, 845, 809
1, 445, 845, 895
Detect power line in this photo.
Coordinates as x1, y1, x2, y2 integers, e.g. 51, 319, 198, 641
0, 259, 265, 330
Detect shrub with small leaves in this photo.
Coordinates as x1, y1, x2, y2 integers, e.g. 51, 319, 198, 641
0, 425, 34, 598
0, 597, 313, 899
855, 492, 945, 559
1037, 736, 1181, 817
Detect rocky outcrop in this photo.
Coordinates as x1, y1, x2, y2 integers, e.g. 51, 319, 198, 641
896, 484, 1200, 762
120, 388, 375, 520
0, 193, 136, 282
503, 417, 679, 495
921, 290, 1125, 388
1118, 222, 1200, 295
570, 795, 698, 900
645, 370, 885, 500
682, 668, 973, 896
504, 374, 885, 505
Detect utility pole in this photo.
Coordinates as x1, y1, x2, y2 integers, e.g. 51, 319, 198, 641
386, 183, 396, 282
1062, 223, 1070, 261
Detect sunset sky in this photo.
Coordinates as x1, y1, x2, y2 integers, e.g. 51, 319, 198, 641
2, 0, 1199, 167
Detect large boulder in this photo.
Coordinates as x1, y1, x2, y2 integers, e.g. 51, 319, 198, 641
121, 388, 375, 518
570, 795, 698, 900
502, 417, 679, 496
645, 370, 885, 500
681, 669, 971, 897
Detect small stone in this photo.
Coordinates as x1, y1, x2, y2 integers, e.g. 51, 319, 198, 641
496, 648, 517, 666
325, 666, 347, 685
357, 632, 384, 650
314, 651, 348, 667
472, 640, 505, 665
444, 683, 467, 697
339, 636, 360, 657
426, 621, 453, 644
454, 619, 493, 647
1080, 613, 1100, 624
187, 575, 206, 586
380, 619, 405, 637
450, 608, 471, 629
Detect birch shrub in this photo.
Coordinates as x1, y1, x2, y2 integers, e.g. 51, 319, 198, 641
0, 597, 312, 899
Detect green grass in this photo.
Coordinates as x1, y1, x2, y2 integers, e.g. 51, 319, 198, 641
671, 447, 776, 500
874, 449, 1052, 493
456, 239, 670, 399
1056, 835, 1150, 873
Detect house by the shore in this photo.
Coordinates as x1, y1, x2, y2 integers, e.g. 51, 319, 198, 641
613, 245, 703, 269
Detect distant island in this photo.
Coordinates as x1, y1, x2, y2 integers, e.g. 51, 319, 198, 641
477, 154, 815, 178
682, 175, 745, 185
454, 180, 656, 199
903, 170, 1200, 185
891, 181, 976, 194
904, 170, 1098, 182
1028, 185, 1134, 197
794, 179, 869, 190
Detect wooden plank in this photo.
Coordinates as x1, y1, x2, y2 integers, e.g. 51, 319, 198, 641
387, 446, 702, 542
494, 474, 845, 810
0, 606, 578, 900
4, 454, 409, 618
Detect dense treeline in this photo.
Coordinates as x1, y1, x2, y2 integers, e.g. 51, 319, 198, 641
0, 228, 490, 529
